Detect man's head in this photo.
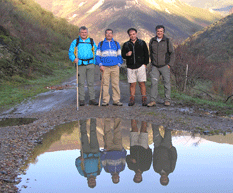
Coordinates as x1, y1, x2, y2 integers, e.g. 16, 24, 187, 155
87, 176, 96, 188
133, 170, 142, 183
127, 28, 137, 42
155, 25, 165, 39
160, 173, 169, 186
105, 29, 113, 41
79, 26, 88, 40
111, 173, 120, 184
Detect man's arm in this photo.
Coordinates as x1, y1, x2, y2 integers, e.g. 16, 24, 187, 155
68, 39, 77, 63
95, 42, 103, 66
93, 40, 98, 65
143, 40, 149, 65
168, 40, 175, 67
116, 42, 123, 67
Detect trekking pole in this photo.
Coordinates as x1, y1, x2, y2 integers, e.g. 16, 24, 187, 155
98, 71, 104, 106
76, 63, 79, 110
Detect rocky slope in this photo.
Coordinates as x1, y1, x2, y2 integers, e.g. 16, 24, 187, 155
34, 0, 221, 43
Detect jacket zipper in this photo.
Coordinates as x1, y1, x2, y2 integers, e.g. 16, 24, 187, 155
130, 42, 136, 65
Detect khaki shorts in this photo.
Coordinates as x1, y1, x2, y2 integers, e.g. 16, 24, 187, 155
130, 132, 149, 149
127, 65, 147, 83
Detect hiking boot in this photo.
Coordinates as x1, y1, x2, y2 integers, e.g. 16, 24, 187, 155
164, 101, 170, 106
80, 100, 85, 106
102, 102, 109, 106
89, 99, 98, 106
128, 96, 135, 106
113, 101, 123, 106
147, 101, 156, 107
142, 96, 147, 106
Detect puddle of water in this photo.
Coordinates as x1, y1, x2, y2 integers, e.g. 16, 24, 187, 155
17, 118, 233, 193
0, 118, 37, 127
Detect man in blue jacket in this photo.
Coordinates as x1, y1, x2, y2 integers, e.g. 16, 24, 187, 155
68, 26, 98, 106
100, 118, 127, 184
96, 29, 123, 106
75, 119, 102, 188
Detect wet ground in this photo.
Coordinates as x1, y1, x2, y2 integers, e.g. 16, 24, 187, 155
17, 118, 233, 193
0, 66, 233, 192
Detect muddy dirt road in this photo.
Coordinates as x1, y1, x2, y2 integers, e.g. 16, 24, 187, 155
0, 66, 233, 192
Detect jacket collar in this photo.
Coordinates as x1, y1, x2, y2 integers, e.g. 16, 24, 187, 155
153, 35, 167, 41
79, 36, 90, 42
104, 38, 114, 43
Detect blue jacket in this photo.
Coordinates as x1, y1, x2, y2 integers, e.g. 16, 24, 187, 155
75, 152, 102, 178
96, 38, 123, 67
100, 149, 126, 175
68, 36, 97, 65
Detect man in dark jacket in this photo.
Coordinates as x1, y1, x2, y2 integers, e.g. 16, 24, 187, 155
122, 28, 149, 106
152, 125, 177, 186
147, 25, 175, 107
126, 120, 152, 183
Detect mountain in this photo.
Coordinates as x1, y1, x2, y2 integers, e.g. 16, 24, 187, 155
182, 13, 233, 62
180, 0, 233, 15
34, 0, 222, 43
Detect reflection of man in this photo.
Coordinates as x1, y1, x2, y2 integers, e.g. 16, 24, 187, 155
96, 29, 123, 106
148, 25, 175, 107
152, 125, 177, 186
75, 119, 102, 188
126, 120, 152, 183
68, 26, 98, 106
122, 28, 149, 106
100, 118, 127, 184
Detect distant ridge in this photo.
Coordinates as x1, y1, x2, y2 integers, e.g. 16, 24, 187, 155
34, 0, 222, 43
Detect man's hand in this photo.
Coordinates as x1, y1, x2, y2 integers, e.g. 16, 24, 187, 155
126, 51, 132, 56
100, 66, 105, 72
74, 58, 79, 64
130, 158, 136, 164
167, 64, 170, 69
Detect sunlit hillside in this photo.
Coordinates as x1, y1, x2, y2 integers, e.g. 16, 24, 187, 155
34, 0, 222, 43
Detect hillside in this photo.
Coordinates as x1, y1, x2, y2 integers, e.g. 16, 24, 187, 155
0, 0, 78, 81
182, 13, 233, 63
34, 0, 222, 43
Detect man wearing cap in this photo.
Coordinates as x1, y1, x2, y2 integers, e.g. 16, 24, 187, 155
148, 25, 175, 107
68, 26, 98, 106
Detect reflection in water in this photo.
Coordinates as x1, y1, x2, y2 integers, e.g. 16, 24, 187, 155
126, 120, 152, 183
101, 118, 127, 184
17, 118, 233, 192
152, 125, 177, 186
75, 119, 102, 188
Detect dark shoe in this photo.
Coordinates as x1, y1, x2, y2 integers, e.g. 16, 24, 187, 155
164, 101, 170, 106
80, 100, 85, 106
128, 96, 135, 106
147, 101, 156, 107
113, 101, 123, 106
102, 102, 109, 106
89, 99, 98, 106
142, 96, 147, 106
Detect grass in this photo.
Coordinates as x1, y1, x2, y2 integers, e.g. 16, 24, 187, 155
0, 60, 75, 110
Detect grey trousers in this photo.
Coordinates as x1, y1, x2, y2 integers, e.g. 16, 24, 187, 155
78, 64, 95, 101
80, 118, 99, 154
152, 125, 172, 149
150, 65, 171, 102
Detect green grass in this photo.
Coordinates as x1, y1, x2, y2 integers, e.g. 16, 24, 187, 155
0, 61, 75, 110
